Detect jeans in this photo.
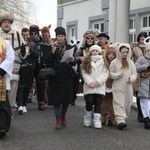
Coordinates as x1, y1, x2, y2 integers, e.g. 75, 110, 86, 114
54, 104, 69, 117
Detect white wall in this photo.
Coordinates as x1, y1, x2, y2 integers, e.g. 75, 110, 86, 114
61, 0, 102, 43
130, 0, 150, 9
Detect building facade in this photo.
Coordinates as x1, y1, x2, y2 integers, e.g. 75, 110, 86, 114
57, 0, 150, 43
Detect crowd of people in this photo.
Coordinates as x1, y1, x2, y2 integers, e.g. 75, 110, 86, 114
0, 11, 150, 139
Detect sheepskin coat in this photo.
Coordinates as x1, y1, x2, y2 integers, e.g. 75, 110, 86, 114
82, 55, 109, 95
135, 56, 150, 98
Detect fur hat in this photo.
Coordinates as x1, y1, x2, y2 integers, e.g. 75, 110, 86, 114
40, 24, 51, 34
29, 25, 40, 36
97, 33, 110, 40
0, 11, 14, 25
55, 27, 66, 37
82, 30, 96, 46
89, 45, 102, 53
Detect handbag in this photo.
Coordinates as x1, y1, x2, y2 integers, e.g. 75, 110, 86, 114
38, 67, 56, 78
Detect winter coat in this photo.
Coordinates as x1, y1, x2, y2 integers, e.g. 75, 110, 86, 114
131, 44, 146, 92
135, 56, 150, 98
19, 44, 39, 86
0, 28, 25, 81
47, 44, 76, 105
82, 55, 109, 95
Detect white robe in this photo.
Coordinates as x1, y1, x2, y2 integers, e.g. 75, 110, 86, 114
0, 40, 14, 90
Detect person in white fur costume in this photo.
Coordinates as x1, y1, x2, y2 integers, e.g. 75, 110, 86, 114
81, 45, 109, 129
109, 43, 137, 130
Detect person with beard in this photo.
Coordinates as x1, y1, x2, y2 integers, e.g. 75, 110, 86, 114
47, 27, 76, 129
0, 36, 14, 139
109, 43, 137, 130
0, 11, 25, 112
130, 31, 148, 122
135, 44, 150, 129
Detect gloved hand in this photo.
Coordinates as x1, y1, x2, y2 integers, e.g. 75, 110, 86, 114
147, 65, 150, 70
0, 68, 6, 76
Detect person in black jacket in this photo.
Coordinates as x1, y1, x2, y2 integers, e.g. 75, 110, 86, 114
16, 31, 39, 114
47, 27, 76, 129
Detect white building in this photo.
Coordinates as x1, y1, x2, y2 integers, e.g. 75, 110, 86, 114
57, 0, 150, 44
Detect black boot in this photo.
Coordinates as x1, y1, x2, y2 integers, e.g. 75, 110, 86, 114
144, 117, 150, 129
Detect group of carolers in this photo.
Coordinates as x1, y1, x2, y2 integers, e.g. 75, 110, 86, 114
0, 11, 150, 139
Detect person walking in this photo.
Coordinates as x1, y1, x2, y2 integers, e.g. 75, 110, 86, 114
81, 45, 109, 129
130, 31, 148, 122
47, 27, 76, 129
109, 43, 137, 130
101, 47, 117, 126
135, 44, 150, 129
0, 11, 25, 112
17, 27, 39, 114
0, 36, 14, 139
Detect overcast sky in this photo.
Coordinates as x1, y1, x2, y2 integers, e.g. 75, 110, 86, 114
34, 0, 57, 38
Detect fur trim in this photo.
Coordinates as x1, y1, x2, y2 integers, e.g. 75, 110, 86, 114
40, 24, 51, 33
82, 30, 96, 46
0, 11, 14, 25
11, 74, 20, 81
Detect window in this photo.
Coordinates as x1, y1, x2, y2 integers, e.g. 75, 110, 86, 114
94, 24, 99, 30
129, 17, 135, 42
129, 18, 135, 29
142, 15, 150, 28
68, 25, 76, 42
92, 21, 104, 32
129, 33, 136, 43
71, 28, 75, 37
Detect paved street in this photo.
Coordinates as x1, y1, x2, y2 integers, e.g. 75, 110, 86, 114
0, 96, 150, 150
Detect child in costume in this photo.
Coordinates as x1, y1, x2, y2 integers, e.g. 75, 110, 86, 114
109, 43, 137, 130
101, 47, 117, 126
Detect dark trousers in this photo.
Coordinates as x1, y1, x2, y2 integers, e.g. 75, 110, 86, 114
36, 77, 48, 104
0, 92, 11, 132
85, 94, 101, 113
54, 104, 69, 117
17, 86, 31, 106
72, 74, 80, 102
